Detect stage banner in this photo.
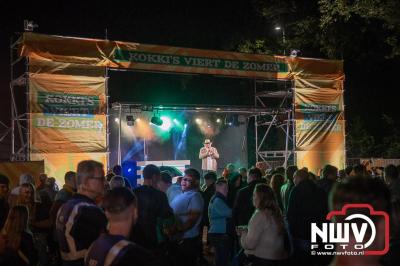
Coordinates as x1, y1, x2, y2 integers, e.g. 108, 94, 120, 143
29, 58, 106, 77
294, 78, 345, 173
29, 113, 106, 153
29, 73, 106, 115
20, 33, 342, 80
286, 57, 344, 80
30, 153, 107, 185
0, 161, 44, 190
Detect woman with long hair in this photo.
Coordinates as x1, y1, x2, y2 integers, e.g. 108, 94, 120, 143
238, 183, 288, 266
1, 205, 38, 265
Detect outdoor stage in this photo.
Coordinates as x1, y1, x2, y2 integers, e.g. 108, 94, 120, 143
109, 104, 251, 174
5, 32, 346, 185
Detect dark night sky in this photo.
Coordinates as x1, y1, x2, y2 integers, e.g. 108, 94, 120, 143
0, 1, 399, 159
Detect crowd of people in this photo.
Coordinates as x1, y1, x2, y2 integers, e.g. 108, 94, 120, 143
0, 160, 400, 266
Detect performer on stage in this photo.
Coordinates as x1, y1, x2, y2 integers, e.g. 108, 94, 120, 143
199, 139, 219, 173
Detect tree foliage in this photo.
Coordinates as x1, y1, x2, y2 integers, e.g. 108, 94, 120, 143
239, 0, 400, 59
237, 0, 400, 158
346, 116, 376, 157
382, 114, 400, 158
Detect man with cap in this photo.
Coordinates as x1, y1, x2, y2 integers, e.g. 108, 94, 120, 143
199, 139, 219, 174
85, 187, 155, 266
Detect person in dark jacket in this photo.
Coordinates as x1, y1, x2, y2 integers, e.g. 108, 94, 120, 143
227, 173, 243, 208
233, 167, 263, 226
280, 165, 298, 215
286, 169, 329, 266
131, 165, 174, 259
56, 160, 108, 266
239, 167, 248, 187
0, 174, 10, 230
49, 171, 76, 265
199, 171, 216, 264
316, 164, 338, 195
85, 187, 155, 266
201, 171, 217, 227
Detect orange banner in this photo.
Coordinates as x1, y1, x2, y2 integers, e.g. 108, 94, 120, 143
29, 72, 106, 115
29, 113, 107, 153
294, 78, 345, 173
20, 33, 343, 80
30, 153, 107, 185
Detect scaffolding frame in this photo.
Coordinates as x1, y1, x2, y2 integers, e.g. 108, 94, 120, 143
9, 34, 30, 161
254, 79, 296, 169
8, 34, 111, 166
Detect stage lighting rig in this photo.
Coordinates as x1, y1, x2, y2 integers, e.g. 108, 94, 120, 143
151, 115, 163, 126
24, 20, 38, 32
126, 115, 135, 126
225, 114, 240, 127
290, 49, 301, 57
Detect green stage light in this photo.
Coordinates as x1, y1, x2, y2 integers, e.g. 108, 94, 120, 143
151, 116, 163, 126
160, 116, 172, 131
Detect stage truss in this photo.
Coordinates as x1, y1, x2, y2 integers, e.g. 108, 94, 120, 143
254, 79, 295, 168
9, 35, 29, 161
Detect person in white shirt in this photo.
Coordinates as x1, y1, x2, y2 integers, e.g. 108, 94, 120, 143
199, 139, 219, 173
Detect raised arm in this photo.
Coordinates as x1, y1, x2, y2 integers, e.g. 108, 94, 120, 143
199, 147, 208, 159
212, 147, 220, 159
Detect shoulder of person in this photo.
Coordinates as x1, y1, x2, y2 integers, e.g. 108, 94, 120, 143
250, 209, 266, 222
213, 195, 225, 203
190, 191, 204, 205
80, 204, 106, 220
194, 190, 204, 198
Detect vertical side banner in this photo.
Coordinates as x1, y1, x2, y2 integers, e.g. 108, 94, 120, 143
294, 79, 346, 173
28, 59, 108, 185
